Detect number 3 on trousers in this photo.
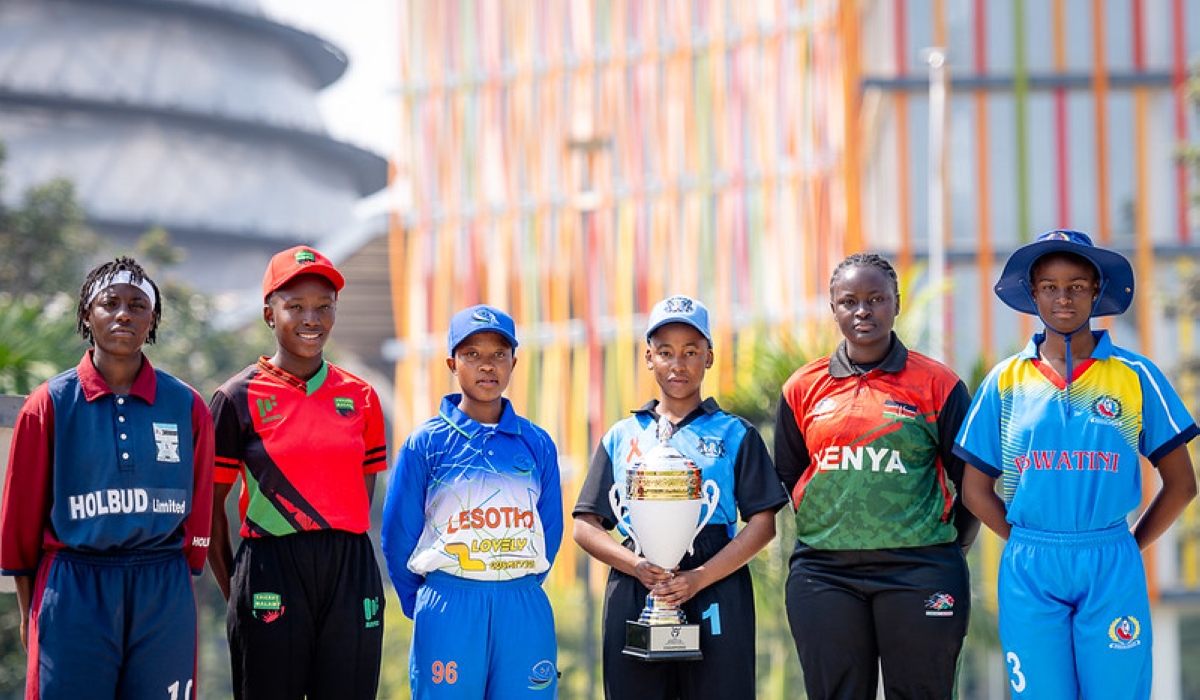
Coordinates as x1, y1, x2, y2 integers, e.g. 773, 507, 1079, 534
432, 660, 459, 684
1006, 651, 1026, 693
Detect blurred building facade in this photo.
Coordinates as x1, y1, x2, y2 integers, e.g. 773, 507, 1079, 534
388, 0, 1200, 696
0, 0, 387, 294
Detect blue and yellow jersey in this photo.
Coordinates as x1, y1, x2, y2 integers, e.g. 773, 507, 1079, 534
955, 331, 1199, 532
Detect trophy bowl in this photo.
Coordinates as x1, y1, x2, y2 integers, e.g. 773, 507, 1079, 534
609, 419, 720, 661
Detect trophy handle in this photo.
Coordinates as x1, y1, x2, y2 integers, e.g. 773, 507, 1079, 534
686, 479, 721, 556
608, 483, 644, 557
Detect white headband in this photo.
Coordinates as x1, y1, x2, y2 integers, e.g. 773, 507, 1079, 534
87, 270, 158, 309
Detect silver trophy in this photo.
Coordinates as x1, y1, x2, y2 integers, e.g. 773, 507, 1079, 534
609, 416, 720, 660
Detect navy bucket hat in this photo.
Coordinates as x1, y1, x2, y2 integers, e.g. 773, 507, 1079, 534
994, 229, 1134, 318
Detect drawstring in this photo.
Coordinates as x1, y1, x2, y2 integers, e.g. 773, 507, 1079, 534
1027, 283, 1104, 420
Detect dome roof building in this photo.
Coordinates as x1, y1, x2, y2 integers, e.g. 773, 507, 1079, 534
0, 0, 387, 292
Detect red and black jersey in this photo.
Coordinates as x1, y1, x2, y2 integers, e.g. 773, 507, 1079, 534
210, 357, 386, 538
775, 335, 973, 550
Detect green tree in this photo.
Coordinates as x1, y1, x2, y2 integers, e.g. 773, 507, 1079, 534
0, 145, 94, 394
0, 143, 271, 699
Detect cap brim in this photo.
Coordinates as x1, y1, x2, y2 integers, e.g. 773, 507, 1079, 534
449, 328, 519, 356
264, 264, 345, 300
994, 239, 1134, 317
645, 319, 713, 345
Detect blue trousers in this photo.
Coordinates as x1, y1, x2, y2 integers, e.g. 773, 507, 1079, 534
410, 571, 558, 699
1000, 525, 1152, 700
29, 549, 196, 700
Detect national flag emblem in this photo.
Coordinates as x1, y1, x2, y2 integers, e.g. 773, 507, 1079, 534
883, 399, 917, 420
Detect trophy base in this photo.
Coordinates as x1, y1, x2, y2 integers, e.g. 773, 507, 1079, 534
622, 621, 703, 661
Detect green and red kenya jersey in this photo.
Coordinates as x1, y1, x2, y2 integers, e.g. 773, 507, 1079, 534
775, 337, 970, 550
210, 358, 387, 538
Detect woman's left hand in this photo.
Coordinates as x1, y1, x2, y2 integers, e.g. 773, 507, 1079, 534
653, 568, 706, 607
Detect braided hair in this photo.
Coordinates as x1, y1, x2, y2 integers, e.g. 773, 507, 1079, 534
76, 256, 162, 345
828, 252, 899, 298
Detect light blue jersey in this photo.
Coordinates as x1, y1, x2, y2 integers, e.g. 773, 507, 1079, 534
954, 331, 1199, 699
955, 331, 1198, 532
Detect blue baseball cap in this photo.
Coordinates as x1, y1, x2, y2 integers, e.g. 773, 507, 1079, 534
645, 295, 713, 345
994, 229, 1134, 317
447, 304, 519, 355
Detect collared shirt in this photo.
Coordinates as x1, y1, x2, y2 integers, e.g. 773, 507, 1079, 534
955, 330, 1199, 532
381, 394, 563, 618
573, 397, 787, 538
775, 334, 972, 550
210, 357, 387, 538
1, 350, 214, 575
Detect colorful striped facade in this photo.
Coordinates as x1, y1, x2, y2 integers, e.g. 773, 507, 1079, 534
387, 0, 1200, 594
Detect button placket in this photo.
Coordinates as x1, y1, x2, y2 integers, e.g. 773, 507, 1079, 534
115, 395, 134, 470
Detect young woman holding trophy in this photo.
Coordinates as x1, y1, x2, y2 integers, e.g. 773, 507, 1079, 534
774, 253, 978, 699
573, 295, 789, 700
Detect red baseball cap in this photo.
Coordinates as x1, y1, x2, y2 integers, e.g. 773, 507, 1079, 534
262, 246, 345, 300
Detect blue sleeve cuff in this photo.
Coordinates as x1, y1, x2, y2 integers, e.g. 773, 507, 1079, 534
951, 445, 1002, 478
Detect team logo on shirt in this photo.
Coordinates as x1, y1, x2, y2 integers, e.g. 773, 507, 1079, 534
257, 395, 281, 423
252, 592, 285, 623
924, 591, 956, 617
1092, 395, 1123, 421
528, 659, 558, 691
1108, 615, 1142, 649
810, 398, 837, 420
695, 436, 726, 458
153, 422, 181, 462
883, 399, 918, 421
334, 396, 356, 417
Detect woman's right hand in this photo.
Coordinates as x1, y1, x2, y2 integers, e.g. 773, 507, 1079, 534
632, 559, 673, 591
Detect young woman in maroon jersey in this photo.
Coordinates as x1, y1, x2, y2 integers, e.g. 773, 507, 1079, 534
2, 256, 213, 699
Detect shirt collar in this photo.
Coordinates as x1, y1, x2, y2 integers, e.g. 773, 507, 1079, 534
828, 332, 909, 378
1020, 329, 1113, 360
77, 348, 158, 403
256, 356, 329, 396
438, 393, 521, 438
631, 397, 720, 429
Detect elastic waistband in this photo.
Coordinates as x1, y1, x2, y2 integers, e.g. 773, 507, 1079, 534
1009, 523, 1131, 548
425, 570, 540, 590
54, 548, 183, 568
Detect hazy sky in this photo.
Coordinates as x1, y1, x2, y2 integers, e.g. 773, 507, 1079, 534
260, 0, 400, 158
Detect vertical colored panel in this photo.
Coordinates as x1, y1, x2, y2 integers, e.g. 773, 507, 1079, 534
972, 0, 994, 366
1091, 0, 1111, 245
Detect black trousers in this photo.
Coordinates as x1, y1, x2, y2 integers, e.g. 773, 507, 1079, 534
601, 525, 757, 700
227, 530, 385, 700
786, 541, 970, 700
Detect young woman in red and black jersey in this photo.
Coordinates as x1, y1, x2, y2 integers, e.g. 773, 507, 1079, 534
774, 253, 978, 699
208, 246, 388, 700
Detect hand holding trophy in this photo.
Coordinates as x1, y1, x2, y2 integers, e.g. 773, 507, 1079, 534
609, 416, 720, 660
